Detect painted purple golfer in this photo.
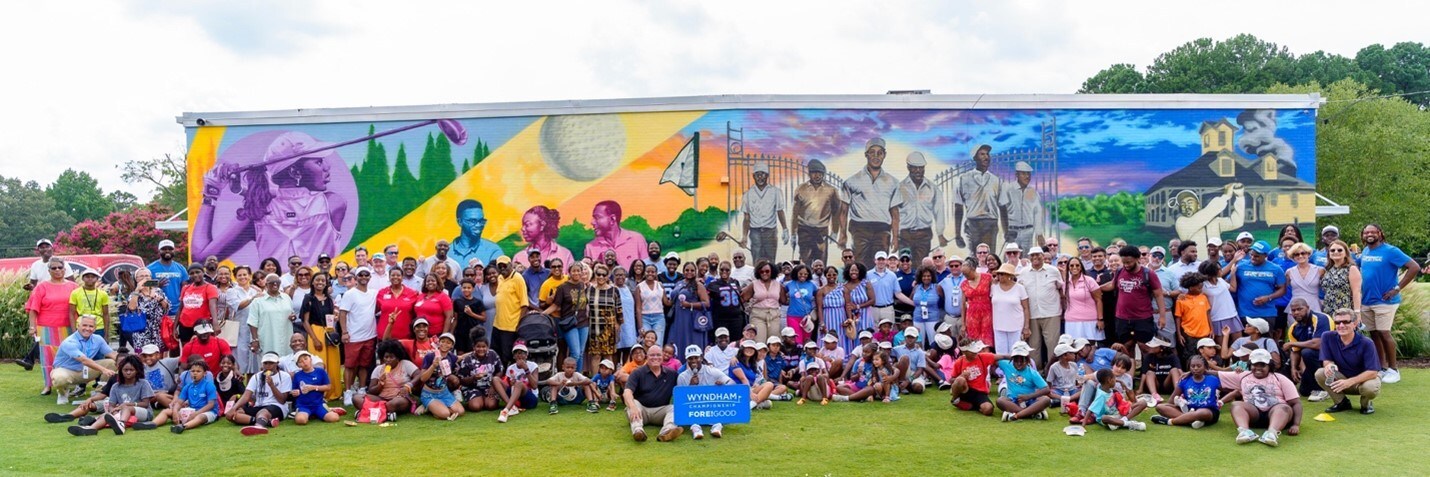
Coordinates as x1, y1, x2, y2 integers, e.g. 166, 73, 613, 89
193, 119, 467, 265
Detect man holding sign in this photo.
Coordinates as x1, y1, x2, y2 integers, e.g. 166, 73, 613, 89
624, 345, 681, 442
677, 344, 735, 440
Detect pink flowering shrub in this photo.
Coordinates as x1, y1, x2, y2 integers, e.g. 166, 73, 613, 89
55, 204, 188, 259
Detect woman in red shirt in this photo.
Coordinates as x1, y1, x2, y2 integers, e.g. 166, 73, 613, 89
377, 269, 418, 341
959, 260, 994, 346
26, 257, 78, 394
413, 275, 455, 335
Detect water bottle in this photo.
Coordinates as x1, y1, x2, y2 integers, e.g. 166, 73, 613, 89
1324, 365, 1337, 387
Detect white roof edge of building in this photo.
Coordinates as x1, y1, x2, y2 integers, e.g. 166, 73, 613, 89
176, 93, 1324, 127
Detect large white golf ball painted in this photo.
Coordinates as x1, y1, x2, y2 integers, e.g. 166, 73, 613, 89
539, 114, 627, 182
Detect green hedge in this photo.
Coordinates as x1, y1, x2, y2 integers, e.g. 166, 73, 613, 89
0, 271, 32, 359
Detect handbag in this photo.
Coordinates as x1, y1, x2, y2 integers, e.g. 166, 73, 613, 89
119, 311, 148, 334
160, 315, 179, 350
325, 330, 342, 347
842, 318, 858, 340
693, 310, 713, 333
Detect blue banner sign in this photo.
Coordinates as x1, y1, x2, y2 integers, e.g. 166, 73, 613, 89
673, 385, 751, 426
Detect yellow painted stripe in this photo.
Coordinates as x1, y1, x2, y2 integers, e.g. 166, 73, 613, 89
184, 126, 227, 239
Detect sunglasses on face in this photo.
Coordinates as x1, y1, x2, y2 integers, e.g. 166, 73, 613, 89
899, 257, 911, 262
289, 262, 302, 267
49, 266, 63, 270
1078, 245, 1090, 250
976, 251, 988, 255
842, 256, 854, 260
1334, 320, 1354, 325
356, 272, 371, 277
932, 255, 944, 259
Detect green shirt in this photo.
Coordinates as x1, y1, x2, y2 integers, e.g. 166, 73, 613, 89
69, 287, 110, 329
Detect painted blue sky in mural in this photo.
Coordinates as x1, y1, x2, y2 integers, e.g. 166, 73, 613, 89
691, 108, 1316, 197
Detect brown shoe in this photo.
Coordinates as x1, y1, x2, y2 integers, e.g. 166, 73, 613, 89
657, 426, 684, 442
632, 429, 647, 442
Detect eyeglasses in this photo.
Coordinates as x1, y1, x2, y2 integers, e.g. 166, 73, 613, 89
1334, 320, 1354, 325
336, 268, 349, 272
48, 266, 63, 270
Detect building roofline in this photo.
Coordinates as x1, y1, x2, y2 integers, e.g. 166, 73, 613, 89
176, 93, 1324, 128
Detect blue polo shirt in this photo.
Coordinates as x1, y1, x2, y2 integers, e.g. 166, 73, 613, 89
1357, 243, 1412, 306
1319, 331, 1380, 377
867, 269, 900, 307
53, 332, 113, 372
938, 274, 964, 316
1234, 260, 1285, 317
521, 267, 551, 305
1288, 311, 1330, 344
1310, 249, 1329, 268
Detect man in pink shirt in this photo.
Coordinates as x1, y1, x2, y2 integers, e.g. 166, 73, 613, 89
583, 200, 647, 267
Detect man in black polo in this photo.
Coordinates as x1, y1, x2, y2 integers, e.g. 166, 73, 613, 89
623, 345, 682, 442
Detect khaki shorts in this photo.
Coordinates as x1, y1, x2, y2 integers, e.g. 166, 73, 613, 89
1362, 304, 1399, 331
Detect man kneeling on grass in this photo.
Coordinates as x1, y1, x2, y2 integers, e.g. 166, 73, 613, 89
995, 341, 1052, 422
623, 345, 682, 442
226, 352, 292, 436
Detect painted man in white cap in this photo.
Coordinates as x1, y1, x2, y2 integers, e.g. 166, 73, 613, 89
740, 162, 788, 265
792, 159, 842, 264
999, 161, 1044, 253
839, 137, 901, 268
1173, 183, 1246, 246
893, 151, 947, 263
954, 144, 1001, 254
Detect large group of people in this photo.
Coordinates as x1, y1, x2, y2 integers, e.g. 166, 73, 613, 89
19, 221, 1422, 446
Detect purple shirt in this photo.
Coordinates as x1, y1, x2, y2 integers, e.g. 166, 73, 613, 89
1318, 331, 1381, 377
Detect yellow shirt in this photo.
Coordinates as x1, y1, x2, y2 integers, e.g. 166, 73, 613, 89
494, 274, 530, 332
69, 287, 110, 329
539, 275, 568, 309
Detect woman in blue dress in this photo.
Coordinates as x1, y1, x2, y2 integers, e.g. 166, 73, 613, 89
664, 262, 711, 354
841, 263, 875, 353
814, 267, 850, 352
613, 266, 639, 365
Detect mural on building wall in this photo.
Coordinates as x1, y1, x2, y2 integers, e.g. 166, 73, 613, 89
186, 107, 1316, 269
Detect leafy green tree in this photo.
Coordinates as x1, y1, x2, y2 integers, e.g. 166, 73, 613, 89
1051, 193, 1145, 227
1078, 63, 1145, 93
0, 176, 75, 258
106, 190, 138, 212
1356, 42, 1430, 107
46, 169, 113, 222
1269, 79, 1430, 257
119, 153, 186, 212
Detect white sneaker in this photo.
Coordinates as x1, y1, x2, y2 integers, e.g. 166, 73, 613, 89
497, 410, 509, 423
691, 425, 703, 440
343, 390, 354, 407
711, 423, 723, 438
1191, 420, 1205, 429
757, 400, 772, 410
1383, 368, 1401, 384
56, 388, 69, 406
1001, 411, 1014, 422
1308, 390, 1329, 402
1126, 420, 1146, 431
1235, 428, 1258, 444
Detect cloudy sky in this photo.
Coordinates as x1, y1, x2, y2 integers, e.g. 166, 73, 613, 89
1, 0, 1421, 200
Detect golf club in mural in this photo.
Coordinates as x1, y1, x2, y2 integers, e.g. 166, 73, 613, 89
222, 119, 469, 188
193, 119, 468, 265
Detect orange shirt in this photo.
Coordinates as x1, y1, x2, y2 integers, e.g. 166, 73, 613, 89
1175, 293, 1212, 339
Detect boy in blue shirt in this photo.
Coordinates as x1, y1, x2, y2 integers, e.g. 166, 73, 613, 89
291, 351, 342, 425
1152, 356, 1221, 428
593, 359, 618, 411
994, 341, 1051, 422
140, 356, 218, 434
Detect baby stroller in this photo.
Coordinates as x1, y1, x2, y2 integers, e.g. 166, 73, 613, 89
516, 312, 560, 379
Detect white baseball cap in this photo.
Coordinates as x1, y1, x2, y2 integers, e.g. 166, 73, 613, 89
1245, 317, 1270, 334
599, 359, 615, 370
1196, 337, 1219, 348
878, 317, 895, 326
685, 344, 703, 358
754, 342, 768, 351
1146, 337, 1172, 349
803, 341, 818, 349
413, 318, 430, 327
960, 340, 986, 353
822, 334, 838, 343
1010, 341, 1033, 357
905, 327, 920, 338
780, 327, 796, 337
140, 344, 161, 355
157, 239, 176, 250
438, 333, 456, 343
878, 341, 893, 350
936, 322, 952, 333
875, 251, 889, 260
1232, 345, 1256, 358
740, 339, 758, 348
261, 352, 280, 364
1027, 246, 1045, 255
512, 343, 529, 353
1249, 349, 1273, 365
663, 252, 680, 262
714, 327, 730, 337
353, 266, 374, 276
294, 350, 314, 361
194, 322, 215, 334
857, 330, 873, 340
933, 334, 954, 350
1236, 231, 1254, 241
1150, 246, 1166, 256
1053, 343, 1074, 356
1072, 338, 1090, 351
766, 336, 782, 345
1322, 225, 1339, 234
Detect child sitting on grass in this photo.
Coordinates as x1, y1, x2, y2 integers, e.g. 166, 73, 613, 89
1087, 368, 1147, 431
497, 343, 539, 423
995, 341, 1051, 421
593, 359, 619, 411
545, 357, 599, 414
797, 341, 833, 405
143, 356, 219, 434
291, 351, 343, 425
1137, 337, 1182, 405
1044, 343, 1086, 412
66, 355, 152, 436
1071, 354, 1143, 424
1152, 356, 1220, 429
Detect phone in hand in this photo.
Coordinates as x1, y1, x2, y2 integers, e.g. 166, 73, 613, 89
143, 280, 159, 288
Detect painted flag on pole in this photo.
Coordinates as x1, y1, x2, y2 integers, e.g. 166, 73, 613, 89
660, 133, 699, 197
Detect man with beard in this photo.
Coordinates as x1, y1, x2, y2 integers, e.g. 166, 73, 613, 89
26, 239, 72, 291
646, 241, 665, 273
584, 200, 648, 267
419, 240, 463, 281
337, 266, 378, 406
954, 145, 1002, 252
1310, 225, 1338, 268
203, 256, 220, 284
792, 159, 842, 265
450, 200, 505, 269
147, 239, 189, 316
998, 161, 1044, 253
1355, 224, 1419, 384
839, 138, 901, 268
740, 162, 788, 265
893, 152, 947, 263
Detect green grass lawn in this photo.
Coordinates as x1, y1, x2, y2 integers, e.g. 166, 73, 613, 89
1, 367, 1426, 476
